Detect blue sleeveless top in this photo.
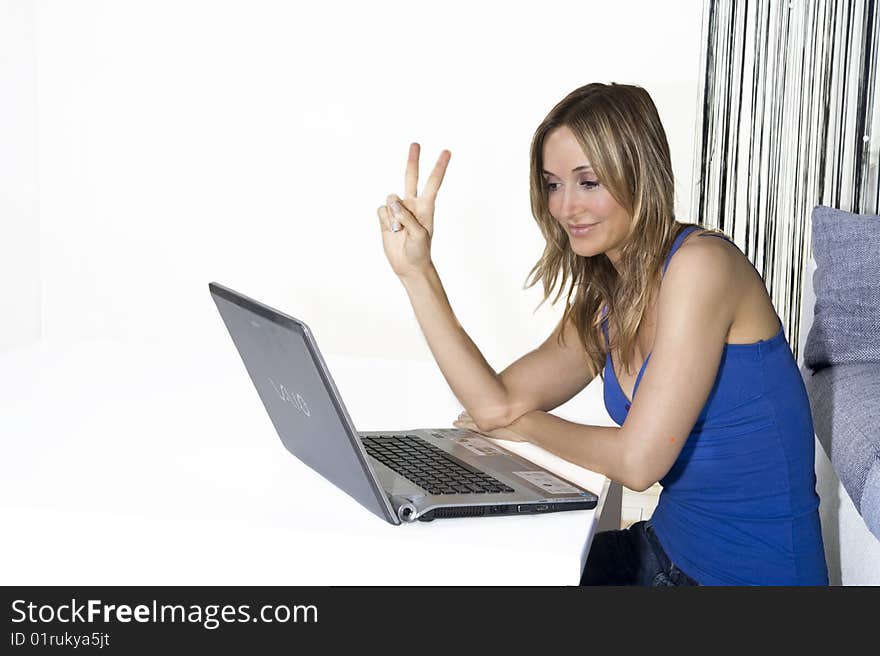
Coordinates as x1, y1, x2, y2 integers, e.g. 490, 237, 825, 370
601, 225, 828, 585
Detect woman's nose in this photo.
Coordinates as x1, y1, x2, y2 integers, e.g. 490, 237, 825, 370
559, 187, 583, 222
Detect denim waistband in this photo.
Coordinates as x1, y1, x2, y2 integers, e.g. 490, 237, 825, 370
644, 519, 700, 586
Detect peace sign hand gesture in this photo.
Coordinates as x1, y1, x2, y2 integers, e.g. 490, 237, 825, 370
376, 143, 452, 280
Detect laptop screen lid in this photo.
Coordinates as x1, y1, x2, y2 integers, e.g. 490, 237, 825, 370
209, 282, 399, 525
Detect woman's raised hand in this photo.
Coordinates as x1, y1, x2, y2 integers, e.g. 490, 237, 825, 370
376, 143, 451, 280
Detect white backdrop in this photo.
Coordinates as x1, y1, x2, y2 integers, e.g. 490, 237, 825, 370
2, 0, 705, 366
0, 0, 39, 351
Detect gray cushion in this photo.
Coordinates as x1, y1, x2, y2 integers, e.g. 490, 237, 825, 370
805, 363, 880, 540
803, 205, 880, 370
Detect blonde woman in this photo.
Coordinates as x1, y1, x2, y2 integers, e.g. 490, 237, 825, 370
375, 83, 828, 586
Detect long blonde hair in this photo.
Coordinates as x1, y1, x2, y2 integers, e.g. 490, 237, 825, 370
524, 82, 727, 380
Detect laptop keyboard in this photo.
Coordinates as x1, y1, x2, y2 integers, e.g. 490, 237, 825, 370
360, 435, 516, 495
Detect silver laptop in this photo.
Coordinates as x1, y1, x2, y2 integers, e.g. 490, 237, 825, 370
209, 282, 598, 524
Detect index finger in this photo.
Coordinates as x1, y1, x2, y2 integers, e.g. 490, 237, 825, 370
405, 142, 420, 199
422, 149, 451, 200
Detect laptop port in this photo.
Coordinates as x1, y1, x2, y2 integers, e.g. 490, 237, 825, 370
517, 504, 551, 513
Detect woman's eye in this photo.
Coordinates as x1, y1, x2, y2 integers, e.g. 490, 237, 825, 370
546, 181, 598, 192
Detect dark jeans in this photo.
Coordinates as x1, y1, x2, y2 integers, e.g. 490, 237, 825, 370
580, 519, 700, 586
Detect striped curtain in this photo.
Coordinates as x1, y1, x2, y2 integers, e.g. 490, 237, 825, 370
692, 0, 880, 360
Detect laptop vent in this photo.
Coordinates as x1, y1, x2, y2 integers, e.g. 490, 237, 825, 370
432, 506, 486, 519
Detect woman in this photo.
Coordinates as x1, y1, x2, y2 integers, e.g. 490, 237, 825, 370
375, 82, 828, 586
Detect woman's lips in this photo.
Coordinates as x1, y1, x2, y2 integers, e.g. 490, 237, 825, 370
569, 223, 598, 236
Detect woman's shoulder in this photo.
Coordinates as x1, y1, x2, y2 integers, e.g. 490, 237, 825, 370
673, 227, 745, 278
668, 227, 740, 277
658, 230, 743, 321
669, 227, 779, 343
676, 223, 733, 247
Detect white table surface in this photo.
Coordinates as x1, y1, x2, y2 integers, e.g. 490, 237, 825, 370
0, 332, 618, 585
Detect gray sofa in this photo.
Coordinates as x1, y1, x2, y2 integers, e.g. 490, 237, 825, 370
797, 205, 880, 585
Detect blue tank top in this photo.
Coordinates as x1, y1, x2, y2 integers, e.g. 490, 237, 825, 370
601, 225, 828, 585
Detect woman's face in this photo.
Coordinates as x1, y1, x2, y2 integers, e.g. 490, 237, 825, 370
542, 125, 632, 268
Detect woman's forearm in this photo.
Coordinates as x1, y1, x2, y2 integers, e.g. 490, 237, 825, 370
400, 264, 510, 431
510, 411, 637, 488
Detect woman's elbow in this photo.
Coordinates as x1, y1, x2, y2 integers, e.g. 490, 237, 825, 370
624, 475, 659, 494
473, 416, 504, 433
622, 448, 662, 493
471, 407, 510, 433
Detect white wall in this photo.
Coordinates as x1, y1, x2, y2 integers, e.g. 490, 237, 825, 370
11, 0, 705, 368
0, 0, 40, 351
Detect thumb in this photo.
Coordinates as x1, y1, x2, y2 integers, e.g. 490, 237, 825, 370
386, 193, 425, 235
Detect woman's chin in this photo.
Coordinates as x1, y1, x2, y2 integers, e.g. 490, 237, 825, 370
569, 242, 603, 258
